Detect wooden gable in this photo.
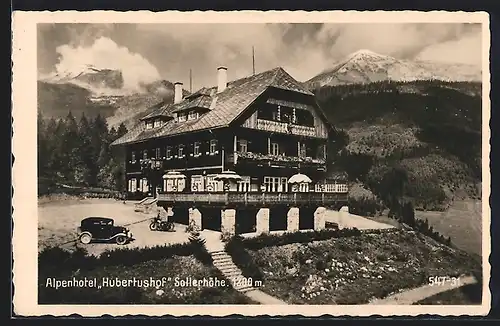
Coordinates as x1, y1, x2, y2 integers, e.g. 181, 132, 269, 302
238, 90, 329, 139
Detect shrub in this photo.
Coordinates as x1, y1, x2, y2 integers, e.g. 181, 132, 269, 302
399, 201, 416, 227
348, 196, 385, 217
414, 218, 453, 247
225, 236, 264, 282
188, 233, 212, 265
230, 228, 362, 251
38, 241, 208, 275
220, 231, 233, 242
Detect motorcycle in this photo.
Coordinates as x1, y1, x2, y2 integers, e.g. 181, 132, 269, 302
149, 216, 175, 232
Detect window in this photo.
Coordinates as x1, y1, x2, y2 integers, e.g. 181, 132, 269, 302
263, 176, 288, 192
281, 107, 293, 123
237, 176, 251, 192
315, 183, 326, 193
166, 146, 172, 159
280, 177, 288, 192
128, 178, 137, 192
257, 106, 274, 120
295, 109, 315, 127
337, 184, 348, 193
206, 175, 223, 192
321, 183, 348, 193
131, 151, 136, 162
178, 113, 187, 122
193, 142, 201, 156
146, 121, 153, 129
238, 140, 248, 153
155, 148, 161, 159
272, 106, 281, 121
209, 139, 218, 154
317, 144, 326, 160
178, 145, 185, 158
298, 142, 307, 158
271, 142, 279, 155
188, 111, 198, 120
143, 150, 148, 160
177, 178, 186, 192
299, 183, 309, 192
191, 175, 203, 192
325, 184, 335, 192
140, 178, 149, 193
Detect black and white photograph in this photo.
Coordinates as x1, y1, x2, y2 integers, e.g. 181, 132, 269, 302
12, 10, 491, 316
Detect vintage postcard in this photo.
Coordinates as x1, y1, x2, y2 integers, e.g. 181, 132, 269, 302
12, 10, 491, 317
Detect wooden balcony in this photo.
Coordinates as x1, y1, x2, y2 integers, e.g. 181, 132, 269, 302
157, 191, 348, 208
255, 119, 317, 137
231, 151, 326, 169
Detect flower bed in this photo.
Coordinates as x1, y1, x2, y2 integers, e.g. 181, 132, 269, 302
233, 229, 481, 304
236, 151, 326, 165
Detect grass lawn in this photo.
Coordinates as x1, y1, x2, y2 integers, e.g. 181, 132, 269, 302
415, 199, 482, 256
39, 255, 255, 304
240, 229, 481, 304
413, 283, 483, 305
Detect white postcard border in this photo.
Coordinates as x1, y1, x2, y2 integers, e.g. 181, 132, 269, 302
12, 10, 492, 317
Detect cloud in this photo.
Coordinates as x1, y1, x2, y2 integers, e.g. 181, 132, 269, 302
315, 23, 481, 62
415, 32, 482, 65
53, 36, 161, 91
38, 23, 483, 90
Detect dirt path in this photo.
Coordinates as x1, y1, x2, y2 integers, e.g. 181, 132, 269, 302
367, 275, 477, 305
244, 289, 288, 305
325, 210, 394, 230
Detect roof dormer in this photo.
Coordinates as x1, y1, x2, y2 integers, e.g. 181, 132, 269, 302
144, 116, 171, 129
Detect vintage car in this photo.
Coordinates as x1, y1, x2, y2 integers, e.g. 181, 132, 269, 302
77, 217, 133, 245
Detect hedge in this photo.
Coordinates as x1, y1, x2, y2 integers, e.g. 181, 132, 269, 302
39, 239, 212, 276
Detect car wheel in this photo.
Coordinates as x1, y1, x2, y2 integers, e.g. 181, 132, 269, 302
115, 235, 127, 245
79, 233, 92, 244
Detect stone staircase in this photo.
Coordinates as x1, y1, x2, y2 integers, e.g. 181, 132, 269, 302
201, 230, 287, 304
133, 197, 158, 214
210, 250, 255, 293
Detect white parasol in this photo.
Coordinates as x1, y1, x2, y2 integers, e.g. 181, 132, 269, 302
288, 173, 312, 184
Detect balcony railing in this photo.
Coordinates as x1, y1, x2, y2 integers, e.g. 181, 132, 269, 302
234, 151, 326, 166
157, 191, 348, 207
139, 158, 163, 170
255, 119, 316, 137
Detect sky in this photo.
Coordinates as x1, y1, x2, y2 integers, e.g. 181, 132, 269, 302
37, 23, 482, 92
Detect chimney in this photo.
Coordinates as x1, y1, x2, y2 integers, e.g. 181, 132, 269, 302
174, 82, 183, 104
217, 66, 227, 93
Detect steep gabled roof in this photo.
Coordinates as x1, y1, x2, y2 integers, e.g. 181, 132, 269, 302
111, 67, 315, 146
139, 102, 173, 121
171, 94, 213, 113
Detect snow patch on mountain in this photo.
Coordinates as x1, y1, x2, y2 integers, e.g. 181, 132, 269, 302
305, 50, 482, 88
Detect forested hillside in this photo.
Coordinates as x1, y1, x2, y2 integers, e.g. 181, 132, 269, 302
37, 111, 128, 195
316, 80, 482, 212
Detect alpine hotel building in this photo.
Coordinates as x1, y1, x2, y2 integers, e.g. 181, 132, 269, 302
111, 66, 348, 235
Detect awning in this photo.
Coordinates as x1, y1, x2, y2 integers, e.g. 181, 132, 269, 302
214, 170, 242, 182
162, 171, 187, 179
